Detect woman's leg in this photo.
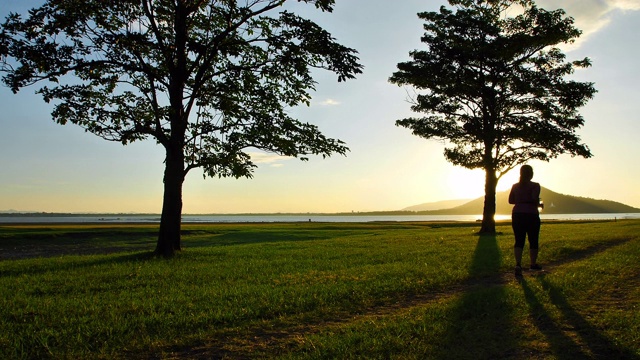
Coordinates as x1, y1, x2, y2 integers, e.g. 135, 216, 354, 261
512, 213, 526, 271
528, 215, 541, 268
529, 248, 538, 266
515, 247, 524, 266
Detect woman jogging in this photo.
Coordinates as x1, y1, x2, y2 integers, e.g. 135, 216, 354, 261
509, 165, 543, 277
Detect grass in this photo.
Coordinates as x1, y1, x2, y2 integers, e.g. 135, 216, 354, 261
0, 220, 638, 359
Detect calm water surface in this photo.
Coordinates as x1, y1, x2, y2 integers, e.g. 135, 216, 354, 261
1, 213, 638, 223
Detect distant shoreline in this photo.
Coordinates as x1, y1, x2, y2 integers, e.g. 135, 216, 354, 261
3, 186, 638, 217
1, 213, 639, 225
1, 210, 639, 217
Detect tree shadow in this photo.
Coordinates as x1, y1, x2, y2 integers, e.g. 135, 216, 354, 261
181, 229, 337, 248
436, 234, 521, 359
520, 276, 640, 359
0, 226, 343, 262
0, 227, 368, 276
468, 233, 503, 276
0, 251, 156, 278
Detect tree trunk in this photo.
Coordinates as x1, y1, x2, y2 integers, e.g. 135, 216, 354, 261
156, 2, 188, 257
155, 148, 185, 257
479, 166, 497, 234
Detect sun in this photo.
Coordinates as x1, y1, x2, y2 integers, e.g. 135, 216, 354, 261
446, 167, 485, 199
446, 167, 521, 199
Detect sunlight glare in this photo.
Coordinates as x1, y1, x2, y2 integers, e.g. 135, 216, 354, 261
447, 167, 522, 200
498, 169, 520, 192
447, 167, 485, 199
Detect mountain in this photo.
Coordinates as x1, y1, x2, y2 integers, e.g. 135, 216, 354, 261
408, 187, 640, 215
402, 199, 472, 212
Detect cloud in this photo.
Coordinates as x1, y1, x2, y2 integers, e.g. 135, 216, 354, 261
248, 151, 292, 167
317, 98, 341, 106
611, 0, 640, 10
536, 0, 640, 48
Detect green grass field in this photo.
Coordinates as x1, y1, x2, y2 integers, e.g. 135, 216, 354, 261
1, 220, 639, 359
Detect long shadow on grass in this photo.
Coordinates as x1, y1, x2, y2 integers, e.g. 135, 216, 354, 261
0, 251, 156, 277
0, 229, 158, 260
435, 234, 520, 359
181, 230, 338, 248
521, 276, 640, 359
0, 228, 329, 260
180, 224, 401, 249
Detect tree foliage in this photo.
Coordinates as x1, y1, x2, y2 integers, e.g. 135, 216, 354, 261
1, 0, 362, 255
389, 0, 596, 233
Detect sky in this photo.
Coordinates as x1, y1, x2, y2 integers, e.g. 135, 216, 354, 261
1, 0, 639, 214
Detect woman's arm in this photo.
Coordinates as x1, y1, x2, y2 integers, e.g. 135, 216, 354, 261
508, 184, 516, 204
532, 183, 541, 201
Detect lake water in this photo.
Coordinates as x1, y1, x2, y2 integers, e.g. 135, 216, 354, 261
1, 213, 638, 224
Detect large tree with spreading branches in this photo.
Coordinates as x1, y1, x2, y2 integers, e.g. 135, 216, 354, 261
1, 0, 362, 256
389, 0, 595, 234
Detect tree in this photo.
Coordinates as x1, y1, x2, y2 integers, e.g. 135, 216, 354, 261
0, 0, 362, 256
389, 0, 595, 234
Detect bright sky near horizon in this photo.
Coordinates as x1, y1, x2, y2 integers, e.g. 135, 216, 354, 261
1, 0, 639, 214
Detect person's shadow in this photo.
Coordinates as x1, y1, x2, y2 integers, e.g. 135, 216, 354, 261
432, 233, 639, 359
520, 276, 640, 359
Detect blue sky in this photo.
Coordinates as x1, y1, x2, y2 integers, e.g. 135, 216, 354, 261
1, 0, 639, 213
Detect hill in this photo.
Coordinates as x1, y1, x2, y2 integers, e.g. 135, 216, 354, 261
402, 199, 471, 212
409, 187, 640, 215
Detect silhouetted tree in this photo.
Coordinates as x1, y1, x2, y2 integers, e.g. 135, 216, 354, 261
0, 0, 362, 256
390, 0, 595, 234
